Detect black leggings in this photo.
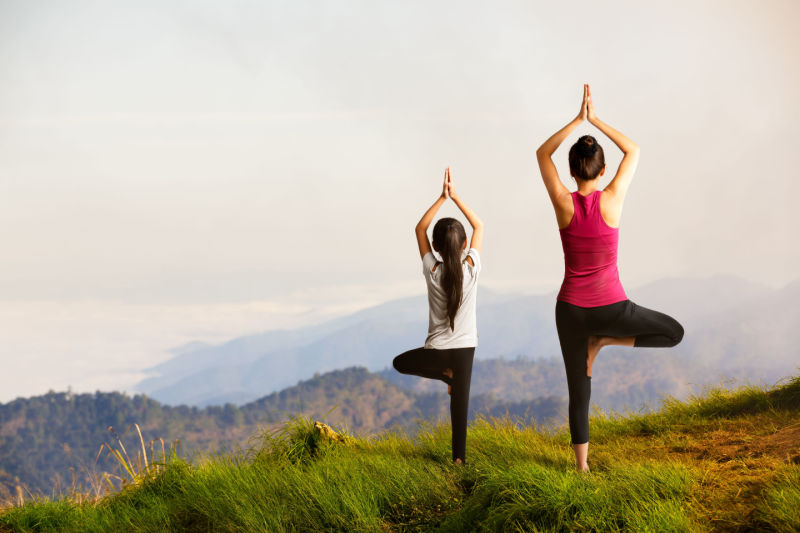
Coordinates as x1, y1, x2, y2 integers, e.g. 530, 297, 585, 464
392, 346, 475, 462
555, 299, 684, 445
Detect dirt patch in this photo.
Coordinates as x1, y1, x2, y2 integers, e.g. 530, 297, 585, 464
660, 419, 800, 531
688, 422, 800, 464
756, 422, 800, 463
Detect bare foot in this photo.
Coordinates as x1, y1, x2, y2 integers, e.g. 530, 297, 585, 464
443, 368, 453, 395
578, 464, 590, 473
454, 458, 463, 465
586, 335, 636, 377
586, 336, 603, 377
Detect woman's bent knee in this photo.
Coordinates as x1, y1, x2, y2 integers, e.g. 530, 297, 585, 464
669, 320, 685, 346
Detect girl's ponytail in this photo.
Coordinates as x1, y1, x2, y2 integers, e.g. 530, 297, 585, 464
432, 218, 468, 331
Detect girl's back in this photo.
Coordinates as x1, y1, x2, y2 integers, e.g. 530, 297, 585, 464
423, 248, 481, 349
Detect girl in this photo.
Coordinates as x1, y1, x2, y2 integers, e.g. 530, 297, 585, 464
536, 85, 684, 472
393, 167, 484, 464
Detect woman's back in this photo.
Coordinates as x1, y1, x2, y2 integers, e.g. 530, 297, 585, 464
557, 190, 626, 307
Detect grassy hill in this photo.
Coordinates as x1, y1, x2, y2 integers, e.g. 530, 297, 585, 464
1, 376, 798, 532
0, 367, 565, 496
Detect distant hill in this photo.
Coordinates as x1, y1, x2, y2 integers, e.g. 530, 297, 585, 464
379, 352, 709, 414
136, 276, 800, 409
136, 294, 432, 406
0, 366, 566, 495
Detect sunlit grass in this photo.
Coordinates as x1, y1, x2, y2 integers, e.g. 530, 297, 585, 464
753, 465, 800, 533
1, 375, 798, 532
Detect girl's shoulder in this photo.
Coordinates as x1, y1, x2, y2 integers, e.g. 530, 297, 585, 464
422, 250, 481, 278
465, 248, 481, 270
422, 251, 438, 275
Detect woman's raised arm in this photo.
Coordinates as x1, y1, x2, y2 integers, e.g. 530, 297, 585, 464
586, 85, 640, 201
536, 85, 588, 226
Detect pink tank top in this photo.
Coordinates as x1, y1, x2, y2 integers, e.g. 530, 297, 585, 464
557, 190, 627, 307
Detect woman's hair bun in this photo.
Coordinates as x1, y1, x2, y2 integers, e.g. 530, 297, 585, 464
576, 135, 597, 156
568, 135, 605, 181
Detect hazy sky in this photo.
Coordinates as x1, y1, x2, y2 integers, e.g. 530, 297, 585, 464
1, 0, 798, 400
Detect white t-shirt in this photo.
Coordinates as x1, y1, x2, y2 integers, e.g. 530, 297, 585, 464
422, 248, 481, 349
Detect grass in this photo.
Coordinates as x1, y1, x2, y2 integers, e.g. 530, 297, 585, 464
753, 465, 800, 532
1, 375, 799, 532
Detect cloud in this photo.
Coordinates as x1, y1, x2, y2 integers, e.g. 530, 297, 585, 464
0, 1, 798, 398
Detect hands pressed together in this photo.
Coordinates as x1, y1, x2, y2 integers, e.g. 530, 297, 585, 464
440, 167, 458, 201
416, 165, 483, 259
577, 83, 597, 123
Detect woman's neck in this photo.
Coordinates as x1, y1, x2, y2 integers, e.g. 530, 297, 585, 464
576, 180, 599, 196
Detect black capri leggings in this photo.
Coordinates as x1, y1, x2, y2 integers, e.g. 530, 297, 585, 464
555, 299, 684, 445
392, 346, 475, 462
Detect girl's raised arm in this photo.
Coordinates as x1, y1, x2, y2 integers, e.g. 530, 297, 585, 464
414, 171, 448, 259
446, 167, 484, 256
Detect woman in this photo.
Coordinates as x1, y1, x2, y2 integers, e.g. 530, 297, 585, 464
536, 84, 684, 472
393, 167, 483, 464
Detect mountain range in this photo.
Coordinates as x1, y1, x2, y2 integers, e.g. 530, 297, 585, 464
136, 275, 800, 410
